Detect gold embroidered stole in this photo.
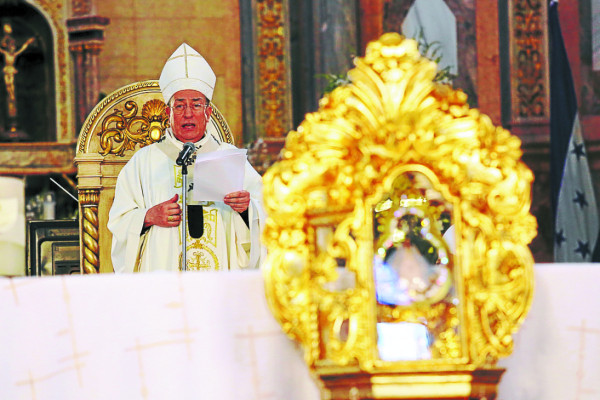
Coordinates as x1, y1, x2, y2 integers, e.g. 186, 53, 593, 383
156, 133, 223, 271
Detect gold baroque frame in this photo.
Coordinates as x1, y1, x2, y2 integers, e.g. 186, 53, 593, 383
263, 33, 536, 375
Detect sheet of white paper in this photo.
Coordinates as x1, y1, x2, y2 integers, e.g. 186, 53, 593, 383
193, 149, 247, 201
194, 148, 246, 163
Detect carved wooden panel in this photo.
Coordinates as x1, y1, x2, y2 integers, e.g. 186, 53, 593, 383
254, 0, 293, 139
509, 0, 549, 123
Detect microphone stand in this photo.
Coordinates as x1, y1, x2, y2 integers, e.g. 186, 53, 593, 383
176, 142, 196, 272
181, 161, 189, 271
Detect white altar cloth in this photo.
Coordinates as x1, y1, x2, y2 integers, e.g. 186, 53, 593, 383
1, 264, 599, 399
0, 271, 320, 400
498, 263, 600, 400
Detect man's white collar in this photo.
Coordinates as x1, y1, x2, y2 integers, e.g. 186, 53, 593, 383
165, 128, 209, 150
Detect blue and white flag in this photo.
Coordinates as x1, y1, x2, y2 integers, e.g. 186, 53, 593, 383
549, 1, 599, 262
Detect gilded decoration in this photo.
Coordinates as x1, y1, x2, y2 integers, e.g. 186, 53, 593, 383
210, 104, 234, 144
79, 188, 99, 274
256, 0, 292, 138
77, 80, 160, 154
262, 33, 536, 374
98, 98, 168, 156
510, 0, 548, 121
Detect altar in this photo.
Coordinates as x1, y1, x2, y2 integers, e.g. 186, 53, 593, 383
1, 264, 598, 399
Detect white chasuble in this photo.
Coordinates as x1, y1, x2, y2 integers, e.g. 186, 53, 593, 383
108, 130, 266, 273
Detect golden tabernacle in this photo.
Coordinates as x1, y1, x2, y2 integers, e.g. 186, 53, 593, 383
262, 33, 536, 400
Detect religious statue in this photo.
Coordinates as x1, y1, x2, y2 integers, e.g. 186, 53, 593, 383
0, 23, 34, 140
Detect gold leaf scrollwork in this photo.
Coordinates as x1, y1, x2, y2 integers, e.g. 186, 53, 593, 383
98, 99, 168, 156
263, 33, 536, 370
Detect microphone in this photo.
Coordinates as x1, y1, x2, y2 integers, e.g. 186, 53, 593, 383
176, 142, 196, 166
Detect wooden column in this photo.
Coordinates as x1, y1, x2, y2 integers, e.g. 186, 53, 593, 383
475, 0, 502, 125
358, 0, 383, 56
67, 16, 109, 131
507, 0, 549, 137
244, 0, 294, 174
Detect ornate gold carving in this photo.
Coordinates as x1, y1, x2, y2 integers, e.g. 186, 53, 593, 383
263, 33, 536, 372
79, 189, 99, 274
98, 99, 168, 156
78, 81, 160, 154
511, 0, 548, 121
256, 0, 292, 137
142, 99, 169, 142
78, 189, 99, 205
210, 104, 234, 144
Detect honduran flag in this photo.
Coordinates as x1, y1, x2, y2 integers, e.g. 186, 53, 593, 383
549, 0, 599, 262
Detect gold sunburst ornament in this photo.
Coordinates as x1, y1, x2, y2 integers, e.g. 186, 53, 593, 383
98, 99, 168, 156
262, 33, 536, 399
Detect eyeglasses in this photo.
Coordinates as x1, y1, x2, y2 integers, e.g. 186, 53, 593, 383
171, 102, 208, 114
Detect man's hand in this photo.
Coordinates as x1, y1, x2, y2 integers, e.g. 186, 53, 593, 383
144, 194, 181, 228
224, 190, 250, 213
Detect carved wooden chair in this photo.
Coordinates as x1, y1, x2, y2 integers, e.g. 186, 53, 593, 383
74, 80, 234, 273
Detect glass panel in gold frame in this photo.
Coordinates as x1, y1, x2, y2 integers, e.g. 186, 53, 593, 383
373, 169, 458, 362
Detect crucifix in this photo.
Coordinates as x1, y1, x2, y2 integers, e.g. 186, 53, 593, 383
0, 23, 34, 141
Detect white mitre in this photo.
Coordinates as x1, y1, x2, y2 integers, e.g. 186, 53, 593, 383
159, 43, 216, 103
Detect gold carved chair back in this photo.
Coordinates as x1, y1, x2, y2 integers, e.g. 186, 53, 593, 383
74, 80, 233, 273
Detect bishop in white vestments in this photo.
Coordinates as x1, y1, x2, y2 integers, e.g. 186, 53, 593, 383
108, 43, 266, 272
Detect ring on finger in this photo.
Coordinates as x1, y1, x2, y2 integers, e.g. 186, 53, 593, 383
168, 215, 174, 222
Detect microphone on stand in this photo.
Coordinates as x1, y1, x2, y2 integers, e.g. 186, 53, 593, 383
176, 142, 197, 271
176, 142, 196, 166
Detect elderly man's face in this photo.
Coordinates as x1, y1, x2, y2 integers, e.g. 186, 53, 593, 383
168, 89, 212, 143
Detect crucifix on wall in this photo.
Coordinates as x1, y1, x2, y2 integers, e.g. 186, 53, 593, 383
0, 22, 34, 141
